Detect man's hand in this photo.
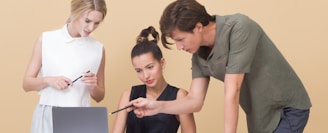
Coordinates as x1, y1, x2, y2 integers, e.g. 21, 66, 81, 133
129, 97, 160, 118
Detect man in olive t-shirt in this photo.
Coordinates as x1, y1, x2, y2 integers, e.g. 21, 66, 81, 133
130, 0, 311, 133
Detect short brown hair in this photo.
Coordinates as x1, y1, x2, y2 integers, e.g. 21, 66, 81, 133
160, 0, 212, 49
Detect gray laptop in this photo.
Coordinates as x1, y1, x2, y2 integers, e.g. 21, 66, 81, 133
52, 107, 108, 133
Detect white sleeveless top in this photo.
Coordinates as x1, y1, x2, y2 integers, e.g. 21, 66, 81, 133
38, 24, 103, 107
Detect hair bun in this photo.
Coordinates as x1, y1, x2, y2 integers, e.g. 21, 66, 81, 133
136, 36, 148, 43
136, 26, 159, 44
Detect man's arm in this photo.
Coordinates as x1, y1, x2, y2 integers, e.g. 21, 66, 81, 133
131, 77, 210, 117
224, 74, 244, 133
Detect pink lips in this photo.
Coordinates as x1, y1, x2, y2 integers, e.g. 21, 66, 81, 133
145, 80, 153, 84
84, 31, 91, 36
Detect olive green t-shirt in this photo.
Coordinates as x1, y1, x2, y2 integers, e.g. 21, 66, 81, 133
192, 14, 311, 133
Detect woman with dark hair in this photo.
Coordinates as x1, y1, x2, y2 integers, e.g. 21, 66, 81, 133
112, 26, 196, 133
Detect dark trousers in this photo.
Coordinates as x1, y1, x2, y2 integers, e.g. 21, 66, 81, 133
273, 107, 310, 133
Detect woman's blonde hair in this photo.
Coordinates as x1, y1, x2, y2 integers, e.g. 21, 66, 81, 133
67, 0, 107, 23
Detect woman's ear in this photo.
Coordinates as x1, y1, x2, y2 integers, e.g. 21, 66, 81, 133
160, 58, 166, 69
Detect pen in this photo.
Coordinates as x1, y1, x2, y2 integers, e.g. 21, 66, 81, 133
72, 70, 91, 83
110, 105, 133, 115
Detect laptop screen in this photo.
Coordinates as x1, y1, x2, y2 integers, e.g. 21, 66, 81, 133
52, 107, 108, 133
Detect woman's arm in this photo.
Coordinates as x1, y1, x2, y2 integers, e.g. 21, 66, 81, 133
22, 35, 72, 92
88, 48, 106, 102
112, 89, 131, 133
223, 74, 244, 133
176, 88, 196, 133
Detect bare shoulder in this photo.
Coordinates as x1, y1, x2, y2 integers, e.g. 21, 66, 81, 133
102, 47, 106, 54
120, 88, 132, 99
176, 88, 189, 99
116, 87, 133, 108
34, 34, 43, 47
29, 34, 43, 62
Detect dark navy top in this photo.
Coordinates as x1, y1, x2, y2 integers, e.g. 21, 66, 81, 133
126, 84, 180, 133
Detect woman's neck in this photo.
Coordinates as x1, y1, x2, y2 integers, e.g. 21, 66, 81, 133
67, 23, 81, 38
146, 80, 168, 99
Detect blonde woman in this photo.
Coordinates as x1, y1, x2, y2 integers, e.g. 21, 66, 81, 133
22, 0, 107, 132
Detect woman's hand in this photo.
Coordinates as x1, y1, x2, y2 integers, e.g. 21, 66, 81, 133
44, 76, 72, 90
80, 71, 97, 90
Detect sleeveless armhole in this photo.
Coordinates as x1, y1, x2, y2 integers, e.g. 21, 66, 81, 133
129, 85, 147, 101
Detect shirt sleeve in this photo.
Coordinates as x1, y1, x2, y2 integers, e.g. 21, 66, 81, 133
191, 54, 209, 79
226, 14, 262, 74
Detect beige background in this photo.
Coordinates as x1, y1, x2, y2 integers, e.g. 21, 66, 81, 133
1, 0, 327, 132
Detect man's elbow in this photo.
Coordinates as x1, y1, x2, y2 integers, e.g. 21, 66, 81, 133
193, 100, 205, 112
